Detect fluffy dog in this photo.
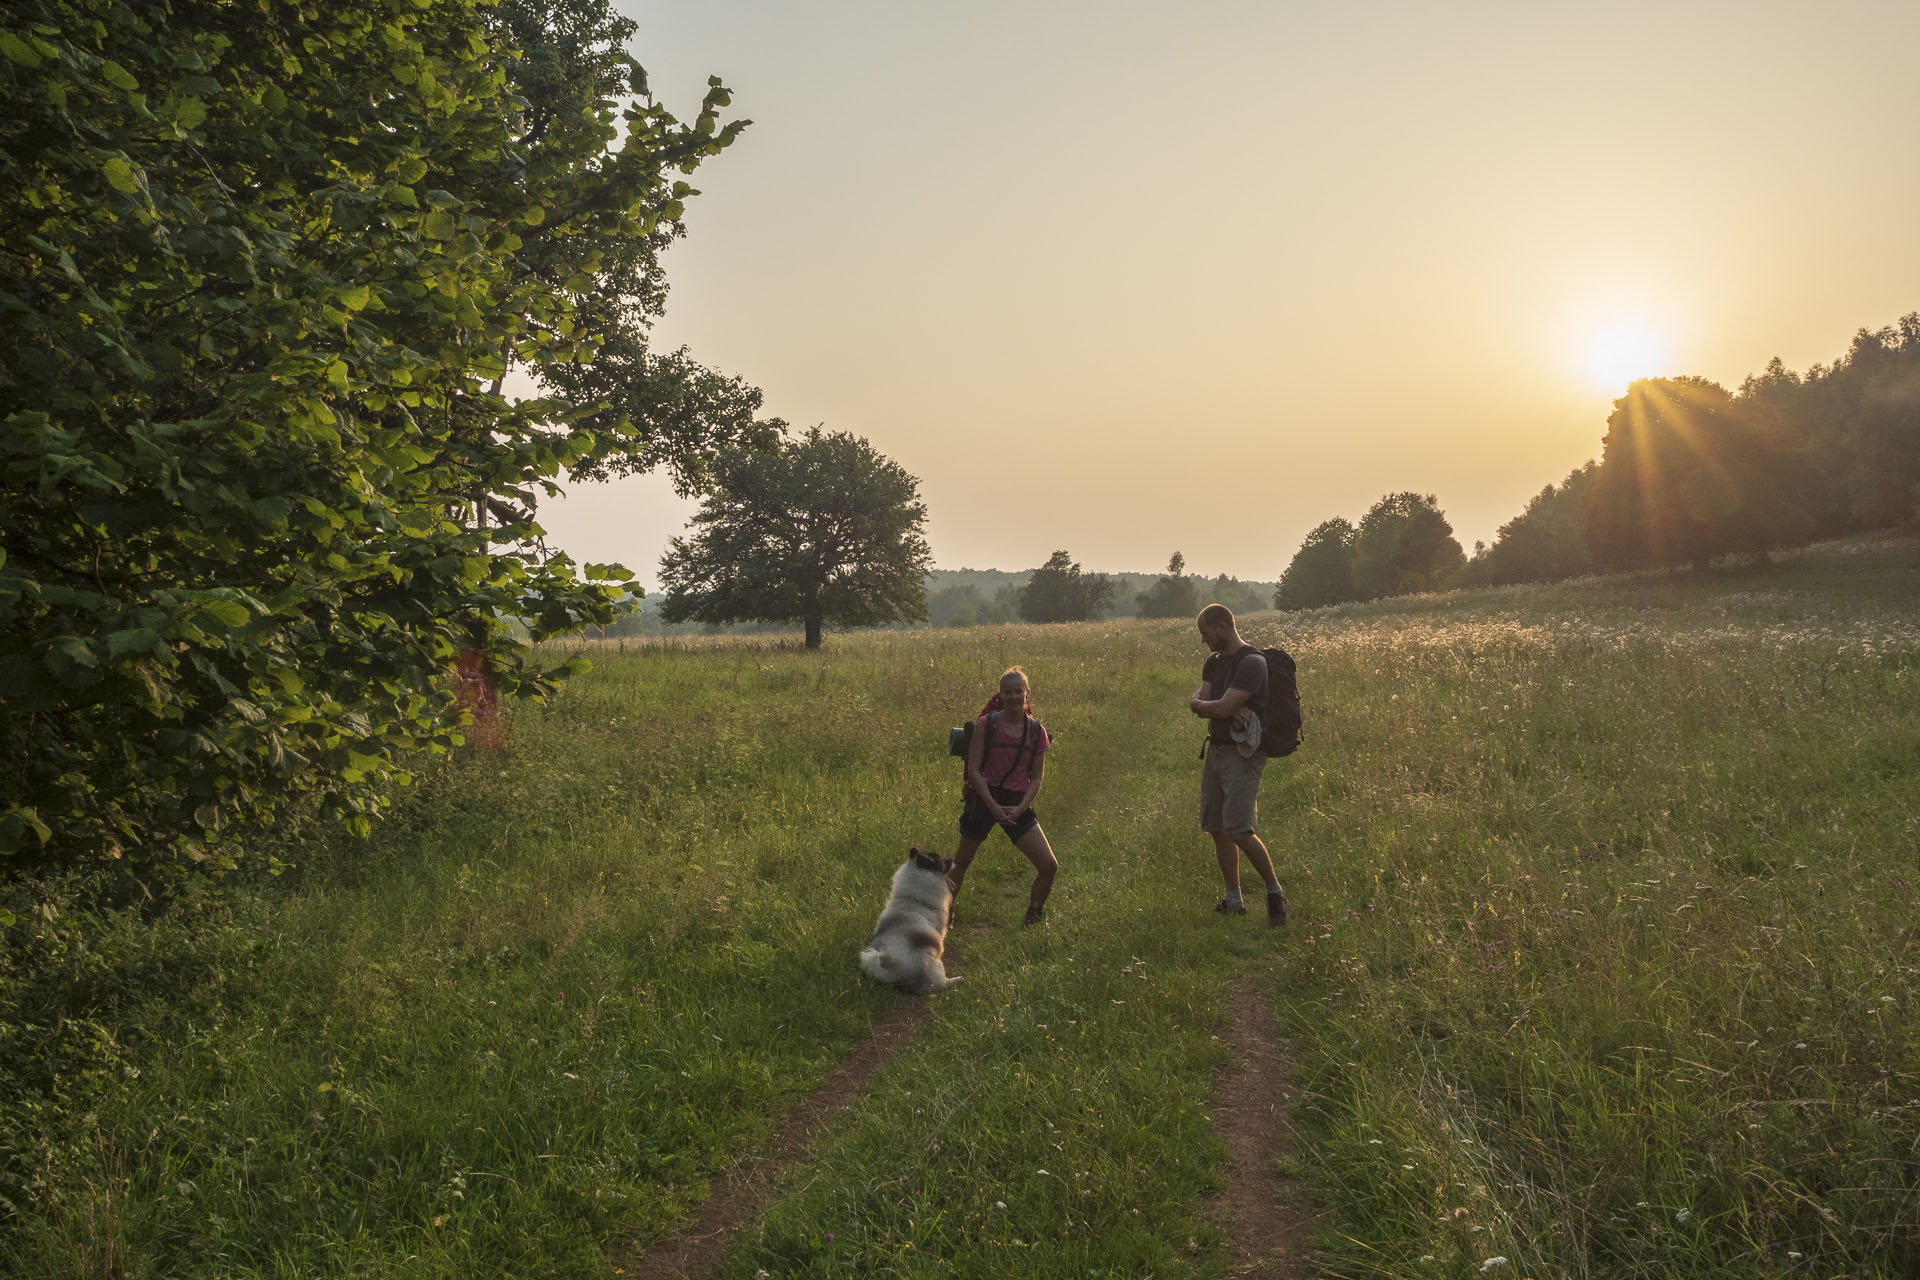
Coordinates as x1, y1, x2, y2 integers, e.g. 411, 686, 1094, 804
859, 847, 959, 994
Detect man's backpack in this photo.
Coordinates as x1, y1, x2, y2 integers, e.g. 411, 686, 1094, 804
1240, 646, 1302, 757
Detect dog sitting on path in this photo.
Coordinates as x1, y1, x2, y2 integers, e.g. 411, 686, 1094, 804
859, 848, 960, 995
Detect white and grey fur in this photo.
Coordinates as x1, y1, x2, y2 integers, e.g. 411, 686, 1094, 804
859, 847, 960, 995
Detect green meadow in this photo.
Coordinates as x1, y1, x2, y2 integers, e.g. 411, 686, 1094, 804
6, 536, 1918, 1279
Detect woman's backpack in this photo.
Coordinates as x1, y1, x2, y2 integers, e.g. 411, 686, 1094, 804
947, 694, 1040, 793
947, 693, 1003, 759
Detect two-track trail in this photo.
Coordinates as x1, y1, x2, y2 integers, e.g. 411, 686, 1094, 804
618, 654, 1317, 1278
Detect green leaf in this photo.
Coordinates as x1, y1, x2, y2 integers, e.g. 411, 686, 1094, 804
0, 807, 53, 851
103, 156, 139, 193
107, 627, 163, 659
47, 636, 99, 670
421, 209, 458, 240
173, 96, 208, 129
0, 30, 43, 67
197, 599, 249, 628
101, 60, 139, 91
339, 284, 372, 311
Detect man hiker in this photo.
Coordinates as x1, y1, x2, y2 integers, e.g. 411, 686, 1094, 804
1189, 603, 1289, 926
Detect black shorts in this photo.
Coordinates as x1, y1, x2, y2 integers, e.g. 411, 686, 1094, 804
959, 785, 1039, 843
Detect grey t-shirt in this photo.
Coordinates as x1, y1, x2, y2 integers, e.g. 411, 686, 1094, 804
1201, 646, 1267, 745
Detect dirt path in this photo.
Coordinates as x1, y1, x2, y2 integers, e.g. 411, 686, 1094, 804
615, 1000, 930, 1279
1211, 971, 1316, 1278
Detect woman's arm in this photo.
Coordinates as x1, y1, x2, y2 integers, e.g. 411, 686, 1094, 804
1007, 749, 1044, 819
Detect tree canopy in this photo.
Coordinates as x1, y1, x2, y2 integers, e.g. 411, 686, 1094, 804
1136, 551, 1201, 619
0, 0, 746, 877
1274, 518, 1359, 610
1582, 377, 1810, 570
1018, 552, 1114, 623
1463, 464, 1598, 587
1352, 493, 1465, 599
657, 428, 932, 648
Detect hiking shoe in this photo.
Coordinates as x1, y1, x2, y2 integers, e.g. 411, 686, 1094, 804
1022, 905, 1046, 927
1212, 897, 1247, 916
1266, 886, 1289, 927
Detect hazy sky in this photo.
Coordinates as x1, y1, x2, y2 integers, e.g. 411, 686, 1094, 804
536, 0, 1920, 590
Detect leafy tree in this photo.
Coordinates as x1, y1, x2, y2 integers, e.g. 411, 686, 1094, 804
0, 0, 745, 877
1019, 551, 1113, 623
1464, 463, 1598, 586
1350, 494, 1464, 599
1136, 551, 1201, 618
1799, 319, 1920, 532
1205, 572, 1269, 617
1583, 378, 1810, 570
657, 428, 932, 648
928, 583, 987, 629
488, 0, 776, 492
1274, 518, 1358, 609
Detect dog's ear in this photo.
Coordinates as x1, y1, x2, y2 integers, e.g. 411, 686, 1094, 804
910, 847, 937, 870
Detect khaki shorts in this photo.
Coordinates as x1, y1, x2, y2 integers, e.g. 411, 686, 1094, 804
1199, 744, 1266, 834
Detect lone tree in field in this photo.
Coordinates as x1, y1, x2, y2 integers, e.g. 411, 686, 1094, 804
658, 428, 932, 648
1136, 551, 1201, 618
1019, 551, 1115, 623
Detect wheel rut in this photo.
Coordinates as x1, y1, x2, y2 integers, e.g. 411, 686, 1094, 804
1211, 970, 1316, 1277
613, 1000, 929, 1279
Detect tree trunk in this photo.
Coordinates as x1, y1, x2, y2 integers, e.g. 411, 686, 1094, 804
804, 614, 822, 649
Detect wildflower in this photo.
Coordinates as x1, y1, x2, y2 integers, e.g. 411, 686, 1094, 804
1479, 1259, 1510, 1272
1673, 1208, 1691, 1224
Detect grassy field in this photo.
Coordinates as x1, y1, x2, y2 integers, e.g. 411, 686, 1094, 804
5, 536, 1917, 1278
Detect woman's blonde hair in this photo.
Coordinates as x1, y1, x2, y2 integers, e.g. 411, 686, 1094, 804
998, 665, 1032, 712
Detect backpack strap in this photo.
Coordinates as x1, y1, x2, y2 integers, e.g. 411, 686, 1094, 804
985, 713, 1035, 790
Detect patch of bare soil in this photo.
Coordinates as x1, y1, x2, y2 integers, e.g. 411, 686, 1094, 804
615, 1000, 931, 1279
1211, 971, 1315, 1278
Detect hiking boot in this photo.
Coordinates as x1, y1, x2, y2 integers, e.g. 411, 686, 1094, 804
1266, 886, 1289, 927
1022, 904, 1046, 927
1212, 897, 1247, 916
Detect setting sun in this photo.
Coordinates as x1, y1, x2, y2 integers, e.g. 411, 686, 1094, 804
1585, 323, 1671, 395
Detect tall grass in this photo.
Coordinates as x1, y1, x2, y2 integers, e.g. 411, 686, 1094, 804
3, 536, 1915, 1278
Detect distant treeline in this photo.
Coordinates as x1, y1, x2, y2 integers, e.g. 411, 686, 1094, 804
1277, 313, 1920, 609
590, 553, 1276, 637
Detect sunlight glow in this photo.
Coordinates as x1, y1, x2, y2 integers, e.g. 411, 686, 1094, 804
1585, 323, 1670, 395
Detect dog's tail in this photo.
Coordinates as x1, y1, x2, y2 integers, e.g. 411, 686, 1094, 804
858, 946, 893, 982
